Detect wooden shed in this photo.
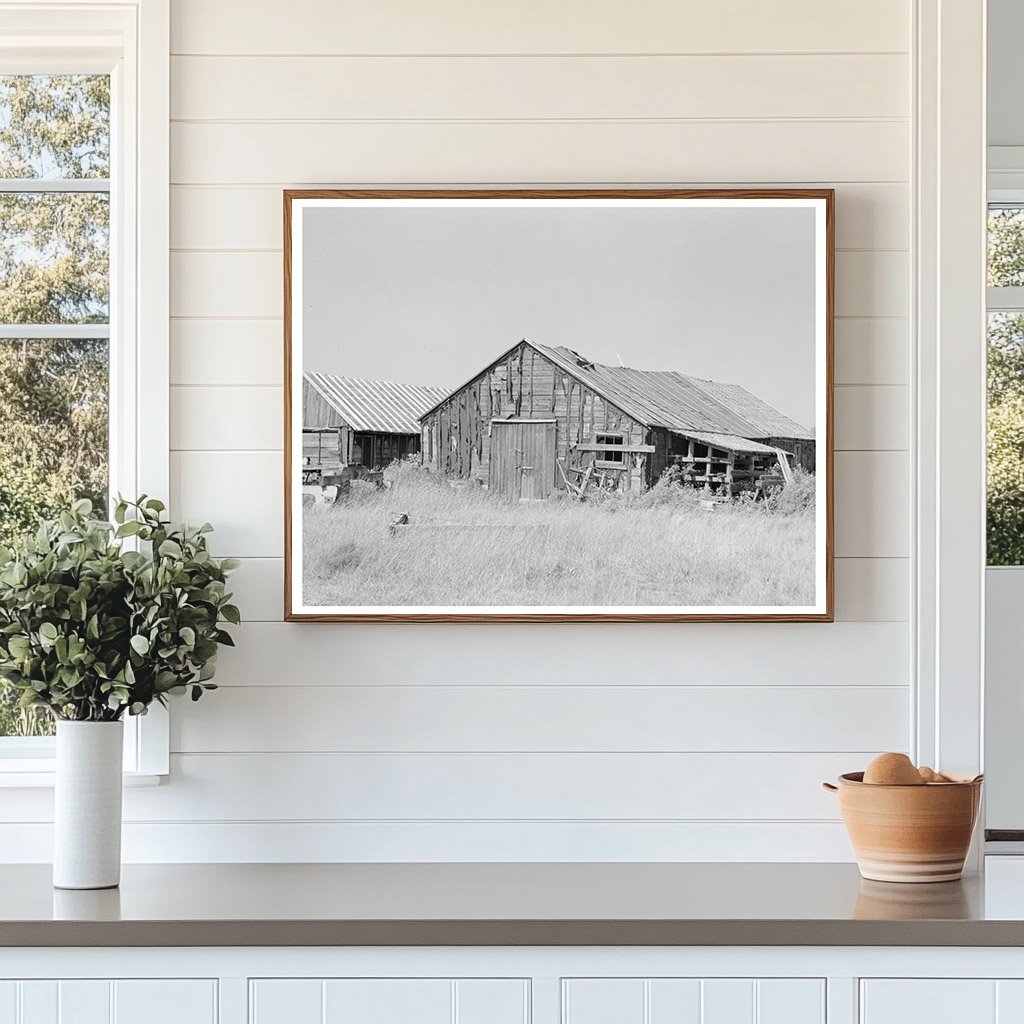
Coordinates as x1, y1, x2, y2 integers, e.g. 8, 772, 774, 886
302, 372, 448, 476
418, 340, 815, 499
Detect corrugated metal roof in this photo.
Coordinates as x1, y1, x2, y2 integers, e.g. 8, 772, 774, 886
533, 344, 813, 440
304, 372, 448, 435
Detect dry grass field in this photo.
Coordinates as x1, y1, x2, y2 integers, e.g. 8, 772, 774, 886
302, 461, 816, 609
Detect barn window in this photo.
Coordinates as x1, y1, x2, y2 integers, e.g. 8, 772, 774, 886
0, 5, 170, 778
595, 432, 625, 465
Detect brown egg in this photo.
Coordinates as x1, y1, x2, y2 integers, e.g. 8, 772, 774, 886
863, 752, 925, 786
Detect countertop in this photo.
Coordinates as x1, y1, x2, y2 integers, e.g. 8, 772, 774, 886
6, 861, 1024, 947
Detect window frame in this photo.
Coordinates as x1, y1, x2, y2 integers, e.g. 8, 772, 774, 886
983, 191, 1024, 837
987, 198, 1024, 314
0, 0, 169, 783
985, 197, 1024, 569
593, 431, 626, 468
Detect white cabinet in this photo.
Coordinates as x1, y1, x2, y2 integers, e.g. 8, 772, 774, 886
0, 980, 216, 1024
861, 979, 1024, 1024
562, 978, 825, 1024
249, 978, 529, 1024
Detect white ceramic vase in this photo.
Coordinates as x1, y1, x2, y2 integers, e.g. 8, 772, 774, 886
53, 720, 124, 890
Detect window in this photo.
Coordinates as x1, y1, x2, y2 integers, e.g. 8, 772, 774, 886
0, 75, 111, 739
987, 205, 1024, 565
0, 3, 169, 778
595, 432, 625, 466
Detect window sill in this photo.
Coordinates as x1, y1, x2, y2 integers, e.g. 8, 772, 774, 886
0, 770, 164, 789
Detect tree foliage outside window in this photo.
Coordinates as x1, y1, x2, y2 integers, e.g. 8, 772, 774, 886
987, 208, 1024, 565
0, 75, 110, 736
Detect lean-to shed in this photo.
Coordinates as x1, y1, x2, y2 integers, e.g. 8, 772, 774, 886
302, 372, 448, 473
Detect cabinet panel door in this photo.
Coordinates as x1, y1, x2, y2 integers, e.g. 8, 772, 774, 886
998, 980, 1024, 1021
563, 978, 825, 1024
647, 980, 701, 1023
756, 980, 826, 1024
700, 980, 754, 1024
58, 982, 109, 1024
17, 983, 56, 1024
323, 980, 452, 1024
113, 980, 217, 1024
0, 984, 16, 1024
250, 980, 323, 1024
861, 981, 997, 1024
1, 981, 215, 1024
251, 978, 529, 1024
455, 980, 530, 1024
563, 980, 645, 1024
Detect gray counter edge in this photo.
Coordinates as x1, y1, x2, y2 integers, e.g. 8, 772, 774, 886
4, 919, 1024, 948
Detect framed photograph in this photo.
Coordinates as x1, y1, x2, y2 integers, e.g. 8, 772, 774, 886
284, 189, 833, 622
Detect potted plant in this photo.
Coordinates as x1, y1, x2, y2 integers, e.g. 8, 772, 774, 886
0, 497, 239, 889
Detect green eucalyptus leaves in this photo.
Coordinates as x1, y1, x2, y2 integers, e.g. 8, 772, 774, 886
0, 496, 239, 722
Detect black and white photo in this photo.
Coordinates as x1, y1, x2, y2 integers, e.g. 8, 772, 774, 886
285, 190, 833, 621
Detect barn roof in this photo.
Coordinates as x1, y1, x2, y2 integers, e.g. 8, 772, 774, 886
417, 340, 815, 443
304, 372, 448, 435
683, 432, 791, 456
683, 377, 814, 441
532, 344, 814, 441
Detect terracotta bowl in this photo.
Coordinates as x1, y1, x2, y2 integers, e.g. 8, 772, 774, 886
823, 772, 983, 883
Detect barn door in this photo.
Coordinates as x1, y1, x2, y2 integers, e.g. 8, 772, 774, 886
489, 420, 555, 499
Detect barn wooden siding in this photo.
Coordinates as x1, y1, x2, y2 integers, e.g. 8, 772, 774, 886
8, 0, 909, 866
762, 437, 816, 473
421, 341, 652, 493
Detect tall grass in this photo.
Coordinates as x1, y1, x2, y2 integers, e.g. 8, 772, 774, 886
303, 462, 816, 608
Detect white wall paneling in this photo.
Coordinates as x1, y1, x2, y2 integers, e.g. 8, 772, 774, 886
169, 319, 282, 385
834, 320, 910, 386
169, 0, 909, 55
170, 386, 282, 451
170, 121, 908, 186
119, 752, 865, 822
170, 183, 910, 251
171, 55, 909, 122
0, 0, 917, 862
0, 819, 858, 864
211, 622, 910, 687
169, 451, 282, 557
832, 386, 909, 451
170, 685, 909, 754
833, 453, 910, 558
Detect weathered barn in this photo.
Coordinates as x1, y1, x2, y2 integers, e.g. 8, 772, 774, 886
418, 340, 815, 499
302, 372, 448, 475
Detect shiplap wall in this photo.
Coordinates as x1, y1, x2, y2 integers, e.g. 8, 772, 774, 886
4, 1, 915, 861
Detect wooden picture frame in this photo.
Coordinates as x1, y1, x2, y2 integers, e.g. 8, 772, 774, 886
284, 189, 834, 622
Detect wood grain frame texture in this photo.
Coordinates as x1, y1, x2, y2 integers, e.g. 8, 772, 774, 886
283, 188, 835, 624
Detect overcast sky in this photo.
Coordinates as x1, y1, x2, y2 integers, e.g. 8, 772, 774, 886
302, 203, 817, 428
